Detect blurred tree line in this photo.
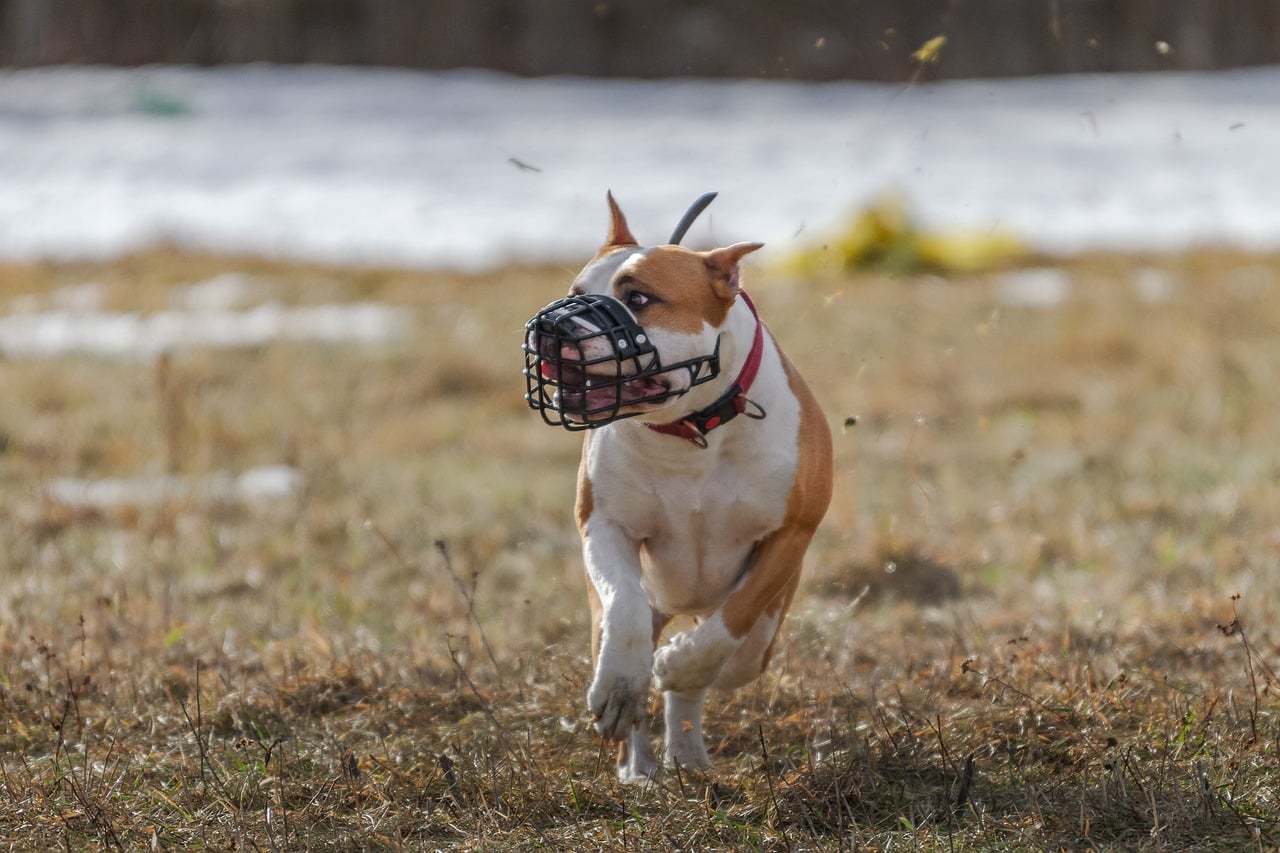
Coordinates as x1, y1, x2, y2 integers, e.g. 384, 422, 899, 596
2, 0, 1277, 80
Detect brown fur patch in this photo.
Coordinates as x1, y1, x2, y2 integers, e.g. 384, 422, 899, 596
719, 348, 833, 640
577, 433, 601, 663
779, 350, 836, 533
614, 246, 735, 333
586, 578, 603, 664
575, 434, 594, 534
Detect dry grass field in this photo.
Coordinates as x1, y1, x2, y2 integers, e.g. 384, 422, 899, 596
1, 247, 1278, 850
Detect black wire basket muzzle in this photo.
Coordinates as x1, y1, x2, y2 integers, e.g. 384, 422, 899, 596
523, 293, 720, 430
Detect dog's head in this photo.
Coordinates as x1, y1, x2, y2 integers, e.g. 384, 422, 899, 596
524, 193, 761, 430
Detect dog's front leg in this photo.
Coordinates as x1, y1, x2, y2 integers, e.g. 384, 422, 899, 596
582, 520, 655, 760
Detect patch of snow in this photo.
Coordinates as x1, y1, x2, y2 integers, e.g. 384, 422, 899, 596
1132, 267, 1174, 303
998, 267, 1072, 307
2, 65, 1280, 269
51, 282, 106, 312
232, 465, 306, 502
175, 272, 260, 311
0, 300, 409, 358
43, 465, 304, 509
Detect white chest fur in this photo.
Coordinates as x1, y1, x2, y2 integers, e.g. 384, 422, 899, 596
581, 339, 801, 616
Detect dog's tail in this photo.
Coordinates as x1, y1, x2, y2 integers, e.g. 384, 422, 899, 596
668, 192, 718, 245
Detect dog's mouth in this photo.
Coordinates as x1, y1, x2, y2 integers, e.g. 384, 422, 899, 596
540, 360, 672, 422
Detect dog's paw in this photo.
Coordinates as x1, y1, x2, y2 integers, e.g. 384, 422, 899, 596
618, 730, 661, 783
665, 733, 711, 771
588, 672, 650, 741
662, 690, 711, 770
653, 629, 733, 694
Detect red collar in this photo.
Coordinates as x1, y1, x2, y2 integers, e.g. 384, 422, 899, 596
645, 292, 766, 446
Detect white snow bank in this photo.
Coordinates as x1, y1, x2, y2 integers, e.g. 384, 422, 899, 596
43, 465, 304, 509
997, 268, 1073, 308
0, 300, 409, 358
2, 65, 1280, 269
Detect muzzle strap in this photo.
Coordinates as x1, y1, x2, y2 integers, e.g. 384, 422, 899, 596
645, 291, 767, 446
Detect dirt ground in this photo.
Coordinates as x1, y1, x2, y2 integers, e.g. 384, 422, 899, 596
1, 248, 1277, 849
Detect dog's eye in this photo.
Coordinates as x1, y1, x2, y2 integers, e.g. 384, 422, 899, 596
625, 291, 652, 310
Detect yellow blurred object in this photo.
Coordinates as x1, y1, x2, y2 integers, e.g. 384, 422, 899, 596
916, 231, 1026, 273
779, 191, 1026, 276
912, 35, 948, 65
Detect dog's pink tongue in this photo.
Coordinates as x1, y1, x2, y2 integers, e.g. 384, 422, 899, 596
585, 376, 664, 408
540, 363, 556, 378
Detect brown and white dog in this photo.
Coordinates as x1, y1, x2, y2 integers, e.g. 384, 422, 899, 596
523, 194, 833, 781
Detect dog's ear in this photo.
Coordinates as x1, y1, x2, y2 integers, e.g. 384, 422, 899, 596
603, 191, 639, 249
705, 242, 764, 299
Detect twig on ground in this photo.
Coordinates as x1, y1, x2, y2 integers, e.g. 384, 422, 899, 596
1216, 593, 1278, 746
364, 521, 503, 682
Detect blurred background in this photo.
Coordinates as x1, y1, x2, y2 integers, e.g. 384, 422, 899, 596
3, 0, 1280, 79
3, 1, 1280, 270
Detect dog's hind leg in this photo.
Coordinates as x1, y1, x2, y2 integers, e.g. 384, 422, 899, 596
617, 725, 660, 781
662, 688, 711, 769
652, 521, 815, 696
711, 568, 800, 690
653, 582, 793, 769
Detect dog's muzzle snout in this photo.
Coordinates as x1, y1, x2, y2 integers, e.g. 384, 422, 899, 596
523, 293, 720, 430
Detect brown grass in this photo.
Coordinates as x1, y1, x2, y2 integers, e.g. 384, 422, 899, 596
1, 247, 1278, 850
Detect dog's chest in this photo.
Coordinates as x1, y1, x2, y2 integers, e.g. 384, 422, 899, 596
638, 495, 771, 615
589, 433, 796, 615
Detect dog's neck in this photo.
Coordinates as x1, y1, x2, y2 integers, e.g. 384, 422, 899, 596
644, 293, 765, 447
